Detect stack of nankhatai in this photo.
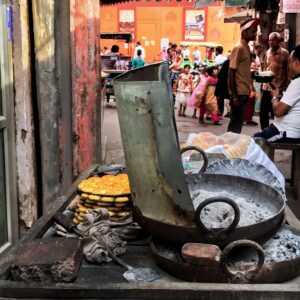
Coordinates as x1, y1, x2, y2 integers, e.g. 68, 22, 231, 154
73, 174, 131, 224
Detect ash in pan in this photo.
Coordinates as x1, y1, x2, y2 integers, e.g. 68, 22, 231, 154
229, 228, 300, 264
192, 191, 274, 228
262, 228, 300, 262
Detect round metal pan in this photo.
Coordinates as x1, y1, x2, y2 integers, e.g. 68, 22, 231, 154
132, 173, 285, 247
150, 225, 300, 283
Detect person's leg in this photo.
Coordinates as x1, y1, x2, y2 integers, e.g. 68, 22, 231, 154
224, 99, 231, 117
182, 105, 187, 116
244, 95, 257, 125
259, 90, 271, 130
192, 109, 197, 118
178, 104, 183, 116
227, 95, 248, 134
199, 101, 205, 123
217, 97, 224, 115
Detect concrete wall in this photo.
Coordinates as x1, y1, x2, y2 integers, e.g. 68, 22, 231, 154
100, 1, 240, 62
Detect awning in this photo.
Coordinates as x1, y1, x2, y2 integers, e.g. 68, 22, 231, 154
194, 0, 216, 8
100, 0, 132, 5
98, 32, 133, 43
224, 8, 255, 23
100, 0, 201, 6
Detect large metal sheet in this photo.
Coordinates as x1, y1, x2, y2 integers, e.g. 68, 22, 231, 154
113, 63, 194, 225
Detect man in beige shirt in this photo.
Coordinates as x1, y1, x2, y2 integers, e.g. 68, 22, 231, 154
227, 18, 259, 133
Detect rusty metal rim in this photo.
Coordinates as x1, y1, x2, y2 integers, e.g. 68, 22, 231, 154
132, 204, 285, 247
150, 225, 300, 283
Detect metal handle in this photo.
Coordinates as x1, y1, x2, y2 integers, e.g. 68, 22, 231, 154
107, 249, 133, 271
90, 164, 125, 177
180, 146, 208, 174
194, 197, 240, 242
221, 239, 265, 283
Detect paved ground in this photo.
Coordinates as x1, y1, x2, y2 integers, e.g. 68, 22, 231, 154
102, 101, 300, 218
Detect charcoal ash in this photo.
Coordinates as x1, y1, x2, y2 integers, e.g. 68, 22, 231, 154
192, 191, 273, 228
227, 228, 300, 266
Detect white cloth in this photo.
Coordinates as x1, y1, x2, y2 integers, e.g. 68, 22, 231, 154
214, 54, 227, 65
193, 50, 201, 61
274, 77, 300, 138
134, 45, 146, 59
183, 48, 190, 59
184, 133, 285, 191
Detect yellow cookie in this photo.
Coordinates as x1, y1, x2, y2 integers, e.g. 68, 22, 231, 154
108, 206, 123, 211
73, 217, 81, 224
115, 196, 129, 203
80, 193, 89, 199
101, 197, 115, 203
78, 206, 90, 213
114, 202, 129, 207
96, 201, 111, 206
76, 214, 85, 221
85, 199, 98, 204
88, 194, 101, 201
117, 211, 130, 217
108, 211, 117, 217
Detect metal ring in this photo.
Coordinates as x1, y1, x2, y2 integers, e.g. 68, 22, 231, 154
194, 197, 240, 242
221, 239, 265, 283
180, 145, 208, 174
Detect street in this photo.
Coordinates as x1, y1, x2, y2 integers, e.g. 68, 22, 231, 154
102, 101, 300, 218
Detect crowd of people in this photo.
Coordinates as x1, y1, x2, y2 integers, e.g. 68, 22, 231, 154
166, 42, 231, 126
101, 26, 300, 144
228, 18, 300, 144
167, 18, 300, 144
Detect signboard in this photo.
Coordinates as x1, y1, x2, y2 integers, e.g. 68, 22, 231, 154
225, 0, 249, 6
119, 10, 135, 35
184, 9, 205, 40
282, 0, 300, 12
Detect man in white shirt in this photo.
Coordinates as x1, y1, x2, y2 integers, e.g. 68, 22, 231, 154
182, 46, 190, 59
254, 45, 300, 143
214, 46, 227, 65
134, 41, 146, 60
192, 47, 201, 66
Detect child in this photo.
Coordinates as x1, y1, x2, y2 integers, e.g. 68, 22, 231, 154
173, 64, 193, 117
205, 66, 221, 125
188, 67, 208, 121
131, 49, 145, 69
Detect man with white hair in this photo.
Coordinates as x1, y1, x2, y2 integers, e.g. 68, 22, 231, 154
259, 32, 289, 130
227, 18, 260, 133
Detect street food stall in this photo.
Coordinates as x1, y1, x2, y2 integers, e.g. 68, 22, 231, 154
1, 63, 300, 299
99, 32, 133, 102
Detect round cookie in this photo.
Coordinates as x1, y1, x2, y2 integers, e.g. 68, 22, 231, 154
73, 217, 81, 224
115, 196, 129, 203
101, 197, 115, 203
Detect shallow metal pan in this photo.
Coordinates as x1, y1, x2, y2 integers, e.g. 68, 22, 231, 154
133, 173, 285, 247
151, 225, 300, 283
